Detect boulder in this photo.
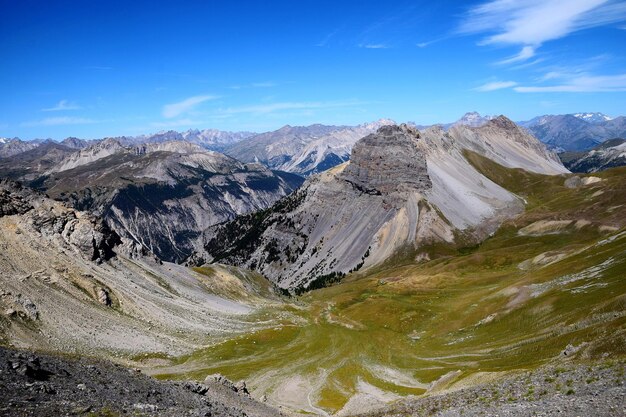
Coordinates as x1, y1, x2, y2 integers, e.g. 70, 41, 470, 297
204, 373, 237, 392
97, 288, 112, 307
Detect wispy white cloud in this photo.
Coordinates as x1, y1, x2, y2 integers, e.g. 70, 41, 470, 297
250, 81, 277, 88
497, 45, 536, 65
162, 95, 218, 118
219, 100, 365, 115
42, 99, 81, 112
509, 58, 545, 70
459, 0, 626, 62
416, 35, 450, 49
474, 80, 518, 91
316, 28, 340, 47
21, 117, 98, 127
514, 73, 626, 92
359, 43, 390, 49
229, 82, 277, 90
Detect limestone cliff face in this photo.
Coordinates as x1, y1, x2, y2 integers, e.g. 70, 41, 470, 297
340, 124, 431, 197
0, 179, 120, 263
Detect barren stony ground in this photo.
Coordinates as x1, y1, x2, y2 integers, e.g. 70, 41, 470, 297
362, 360, 626, 417
0, 346, 282, 417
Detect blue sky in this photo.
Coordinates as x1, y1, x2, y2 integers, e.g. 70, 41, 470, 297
1, 0, 626, 139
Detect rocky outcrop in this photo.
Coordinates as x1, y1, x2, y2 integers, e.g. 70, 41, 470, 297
0, 180, 120, 262
0, 180, 33, 216
340, 124, 431, 197
97, 288, 111, 306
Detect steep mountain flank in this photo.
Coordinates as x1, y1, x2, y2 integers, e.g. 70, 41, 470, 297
449, 116, 568, 175
560, 138, 626, 173
0, 141, 75, 181
0, 138, 45, 158
202, 117, 563, 290
0, 140, 303, 262
519, 113, 626, 151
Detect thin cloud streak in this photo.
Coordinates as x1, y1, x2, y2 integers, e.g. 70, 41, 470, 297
497, 46, 536, 65
42, 100, 81, 112
514, 73, 626, 92
316, 28, 340, 47
229, 82, 277, 90
162, 95, 218, 118
21, 117, 98, 127
359, 43, 391, 49
218, 100, 367, 115
474, 80, 518, 91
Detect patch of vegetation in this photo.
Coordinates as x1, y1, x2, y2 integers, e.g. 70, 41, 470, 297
204, 188, 308, 264
296, 271, 346, 295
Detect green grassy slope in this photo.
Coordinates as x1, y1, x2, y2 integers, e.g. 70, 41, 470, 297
155, 156, 626, 414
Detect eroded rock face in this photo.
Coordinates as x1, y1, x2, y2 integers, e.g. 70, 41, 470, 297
0, 180, 120, 263
341, 124, 431, 196
0, 180, 34, 217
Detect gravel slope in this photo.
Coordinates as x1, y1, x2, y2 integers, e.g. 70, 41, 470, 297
0, 346, 283, 417
361, 361, 626, 417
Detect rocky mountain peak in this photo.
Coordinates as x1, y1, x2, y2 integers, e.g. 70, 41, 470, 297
487, 115, 518, 130
340, 123, 431, 195
454, 111, 495, 127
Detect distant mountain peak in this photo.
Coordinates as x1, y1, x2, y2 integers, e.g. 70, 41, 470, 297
573, 112, 613, 123
361, 118, 396, 130
454, 111, 495, 128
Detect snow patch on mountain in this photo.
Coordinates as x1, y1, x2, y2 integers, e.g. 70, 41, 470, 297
573, 112, 613, 123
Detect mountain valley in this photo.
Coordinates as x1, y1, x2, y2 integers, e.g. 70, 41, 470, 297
0, 115, 624, 416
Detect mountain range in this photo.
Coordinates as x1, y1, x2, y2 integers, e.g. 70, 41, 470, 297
3, 111, 624, 176
0, 139, 302, 262
518, 112, 626, 151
